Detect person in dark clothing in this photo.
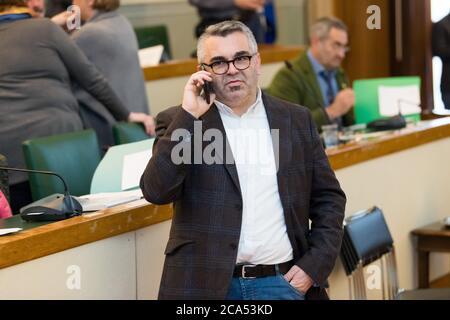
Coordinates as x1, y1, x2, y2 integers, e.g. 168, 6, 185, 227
189, 0, 266, 43
432, 12, 450, 109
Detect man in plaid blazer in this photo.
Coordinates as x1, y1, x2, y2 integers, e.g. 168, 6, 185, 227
140, 21, 346, 300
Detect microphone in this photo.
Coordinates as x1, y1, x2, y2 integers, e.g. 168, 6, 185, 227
0, 166, 82, 221
366, 99, 407, 131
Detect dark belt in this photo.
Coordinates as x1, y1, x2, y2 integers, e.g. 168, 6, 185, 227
233, 261, 294, 279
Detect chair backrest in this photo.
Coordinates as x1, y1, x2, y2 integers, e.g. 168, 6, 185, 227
0, 154, 9, 202
113, 122, 149, 145
341, 206, 398, 299
22, 129, 101, 201
134, 25, 172, 60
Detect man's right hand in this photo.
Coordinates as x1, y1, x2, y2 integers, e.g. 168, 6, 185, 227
326, 88, 355, 120
182, 71, 216, 119
234, 0, 265, 11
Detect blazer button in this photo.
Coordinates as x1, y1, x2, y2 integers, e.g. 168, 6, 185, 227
230, 243, 237, 249
235, 204, 242, 210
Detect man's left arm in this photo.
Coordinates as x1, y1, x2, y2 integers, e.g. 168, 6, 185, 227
296, 111, 346, 288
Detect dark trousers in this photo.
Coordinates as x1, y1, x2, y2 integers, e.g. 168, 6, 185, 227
442, 92, 450, 109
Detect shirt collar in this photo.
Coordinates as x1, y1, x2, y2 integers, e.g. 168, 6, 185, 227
0, 7, 32, 22
215, 89, 263, 118
307, 49, 336, 78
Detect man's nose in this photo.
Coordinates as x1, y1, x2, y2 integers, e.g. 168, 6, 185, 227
226, 62, 240, 75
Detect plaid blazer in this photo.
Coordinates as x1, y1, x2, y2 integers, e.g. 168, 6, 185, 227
140, 93, 346, 300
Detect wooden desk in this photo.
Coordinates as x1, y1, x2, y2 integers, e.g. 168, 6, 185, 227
327, 117, 450, 170
412, 222, 450, 288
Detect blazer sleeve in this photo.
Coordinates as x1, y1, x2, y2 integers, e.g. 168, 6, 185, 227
48, 22, 129, 121
296, 111, 346, 287
140, 107, 197, 205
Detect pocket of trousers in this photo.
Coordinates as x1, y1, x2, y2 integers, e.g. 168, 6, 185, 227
278, 275, 306, 296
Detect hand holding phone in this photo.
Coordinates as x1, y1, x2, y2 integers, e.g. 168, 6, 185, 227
182, 70, 215, 119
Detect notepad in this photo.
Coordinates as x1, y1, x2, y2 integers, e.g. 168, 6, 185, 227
77, 190, 143, 212
0, 228, 22, 236
378, 85, 421, 117
138, 45, 164, 67
121, 150, 152, 191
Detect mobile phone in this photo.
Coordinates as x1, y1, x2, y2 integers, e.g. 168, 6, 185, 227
203, 80, 213, 104
200, 66, 213, 104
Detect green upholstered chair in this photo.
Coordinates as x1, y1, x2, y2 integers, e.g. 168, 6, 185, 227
0, 154, 9, 202
22, 129, 101, 201
113, 122, 150, 145
134, 25, 172, 60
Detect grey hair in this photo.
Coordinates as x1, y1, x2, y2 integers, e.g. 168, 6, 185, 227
197, 20, 258, 63
309, 16, 348, 41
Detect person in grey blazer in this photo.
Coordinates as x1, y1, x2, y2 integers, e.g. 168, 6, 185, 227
70, 0, 153, 147
140, 21, 346, 300
0, 0, 154, 212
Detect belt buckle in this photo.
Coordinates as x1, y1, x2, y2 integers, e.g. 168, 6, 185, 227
241, 264, 256, 279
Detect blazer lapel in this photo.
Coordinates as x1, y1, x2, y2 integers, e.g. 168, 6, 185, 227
262, 93, 292, 203
200, 104, 241, 194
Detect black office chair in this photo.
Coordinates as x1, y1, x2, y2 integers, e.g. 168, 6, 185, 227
341, 206, 450, 300
22, 129, 101, 200
112, 122, 150, 145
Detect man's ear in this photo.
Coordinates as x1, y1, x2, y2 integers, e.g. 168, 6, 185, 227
255, 53, 262, 76
88, 0, 95, 8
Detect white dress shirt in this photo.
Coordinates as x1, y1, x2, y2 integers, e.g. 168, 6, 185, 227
215, 89, 293, 265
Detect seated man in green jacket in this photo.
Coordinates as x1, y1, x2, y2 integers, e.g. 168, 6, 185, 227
267, 17, 355, 130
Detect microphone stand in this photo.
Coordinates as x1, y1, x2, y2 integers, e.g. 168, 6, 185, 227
0, 166, 82, 221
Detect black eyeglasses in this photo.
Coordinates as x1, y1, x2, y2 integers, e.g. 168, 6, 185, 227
201, 54, 256, 75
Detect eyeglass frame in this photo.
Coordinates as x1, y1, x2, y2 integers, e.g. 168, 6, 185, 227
200, 53, 257, 75
322, 37, 351, 53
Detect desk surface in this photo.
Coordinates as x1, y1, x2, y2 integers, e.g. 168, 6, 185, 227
412, 222, 450, 237
1, 117, 450, 270
327, 117, 450, 170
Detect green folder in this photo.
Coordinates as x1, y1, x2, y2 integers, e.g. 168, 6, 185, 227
353, 76, 421, 124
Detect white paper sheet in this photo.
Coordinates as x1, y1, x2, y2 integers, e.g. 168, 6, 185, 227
77, 189, 143, 212
121, 150, 152, 191
138, 45, 164, 67
0, 228, 22, 236
378, 85, 421, 117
